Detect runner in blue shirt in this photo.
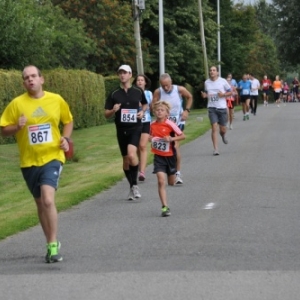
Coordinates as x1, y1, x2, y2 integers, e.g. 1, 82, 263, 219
238, 74, 252, 121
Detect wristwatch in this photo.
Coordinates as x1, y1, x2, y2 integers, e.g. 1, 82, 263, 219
185, 108, 191, 113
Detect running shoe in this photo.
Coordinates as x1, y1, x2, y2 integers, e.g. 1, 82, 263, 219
229, 124, 233, 130
138, 172, 145, 182
127, 188, 134, 200
243, 116, 246, 121
132, 185, 141, 198
161, 206, 171, 217
45, 241, 63, 263
213, 150, 219, 156
246, 114, 249, 120
175, 173, 183, 184
221, 134, 228, 144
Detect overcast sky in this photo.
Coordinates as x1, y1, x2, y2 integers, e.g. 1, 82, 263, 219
233, 0, 272, 3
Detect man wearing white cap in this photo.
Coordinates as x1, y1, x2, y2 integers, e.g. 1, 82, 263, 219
105, 65, 148, 200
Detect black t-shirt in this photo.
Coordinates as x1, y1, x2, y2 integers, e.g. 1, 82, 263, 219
105, 85, 148, 130
292, 80, 299, 89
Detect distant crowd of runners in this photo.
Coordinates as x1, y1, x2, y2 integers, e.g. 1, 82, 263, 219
227, 73, 300, 108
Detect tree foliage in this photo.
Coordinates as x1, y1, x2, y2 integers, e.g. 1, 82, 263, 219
0, 0, 96, 70
271, 0, 300, 66
140, 0, 217, 86
207, 0, 280, 79
55, 0, 136, 74
0, 0, 285, 87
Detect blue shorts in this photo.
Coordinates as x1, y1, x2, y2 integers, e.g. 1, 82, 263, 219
178, 123, 185, 131
21, 160, 63, 198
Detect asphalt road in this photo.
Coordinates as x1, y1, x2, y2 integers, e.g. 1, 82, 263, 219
1, 103, 300, 300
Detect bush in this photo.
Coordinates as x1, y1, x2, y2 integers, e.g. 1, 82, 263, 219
0, 69, 107, 145
104, 75, 120, 98
43, 69, 106, 129
0, 70, 24, 144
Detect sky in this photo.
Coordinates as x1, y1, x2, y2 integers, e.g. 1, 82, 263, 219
233, 0, 272, 3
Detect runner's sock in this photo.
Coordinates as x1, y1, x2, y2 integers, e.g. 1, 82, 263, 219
123, 169, 132, 187
129, 165, 138, 186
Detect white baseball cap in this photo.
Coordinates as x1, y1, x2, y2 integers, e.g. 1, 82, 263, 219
118, 65, 132, 73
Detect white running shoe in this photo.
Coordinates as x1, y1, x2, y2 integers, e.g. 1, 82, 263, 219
175, 173, 183, 184
221, 134, 228, 144
213, 149, 219, 156
127, 189, 134, 200
230, 124, 233, 130
132, 185, 141, 198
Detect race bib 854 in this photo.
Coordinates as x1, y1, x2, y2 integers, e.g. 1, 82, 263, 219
121, 109, 137, 123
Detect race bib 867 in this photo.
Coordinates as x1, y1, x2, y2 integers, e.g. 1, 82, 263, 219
28, 123, 53, 145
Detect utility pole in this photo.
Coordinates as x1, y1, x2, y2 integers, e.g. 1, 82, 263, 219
133, 0, 145, 74
198, 0, 209, 79
159, 0, 165, 75
217, 0, 221, 75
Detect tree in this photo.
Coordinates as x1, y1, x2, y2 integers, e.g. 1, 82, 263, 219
271, 0, 300, 65
0, 0, 95, 70
207, 1, 280, 79
254, 0, 277, 40
55, 0, 136, 74
140, 0, 218, 86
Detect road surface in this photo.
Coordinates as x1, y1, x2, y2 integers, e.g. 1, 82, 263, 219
1, 103, 300, 299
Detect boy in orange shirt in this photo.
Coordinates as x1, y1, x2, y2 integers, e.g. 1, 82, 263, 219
150, 101, 185, 216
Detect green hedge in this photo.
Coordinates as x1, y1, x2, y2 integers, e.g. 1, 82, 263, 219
43, 69, 106, 129
104, 75, 120, 97
0, 69, 107, 145
0, 70, 24, 145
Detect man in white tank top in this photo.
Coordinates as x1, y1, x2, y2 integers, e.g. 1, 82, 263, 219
152, 73, 193, 184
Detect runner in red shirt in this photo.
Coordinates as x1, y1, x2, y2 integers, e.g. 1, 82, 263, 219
261, 75, 272, 106
150, 100, 185, 217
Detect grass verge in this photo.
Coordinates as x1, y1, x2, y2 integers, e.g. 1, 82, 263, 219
0, 109, 212, 240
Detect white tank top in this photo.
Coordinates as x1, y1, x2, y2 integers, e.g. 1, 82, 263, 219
159, 85, 183, 125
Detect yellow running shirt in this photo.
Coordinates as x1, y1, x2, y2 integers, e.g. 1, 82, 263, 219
0, 91, 73, 167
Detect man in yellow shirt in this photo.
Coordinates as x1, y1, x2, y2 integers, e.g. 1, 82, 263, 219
0, 65, 73, 263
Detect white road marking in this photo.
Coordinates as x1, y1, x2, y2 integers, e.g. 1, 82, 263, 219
203, 202, 216, 210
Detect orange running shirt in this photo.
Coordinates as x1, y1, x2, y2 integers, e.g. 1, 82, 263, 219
150, 119, 183, 156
